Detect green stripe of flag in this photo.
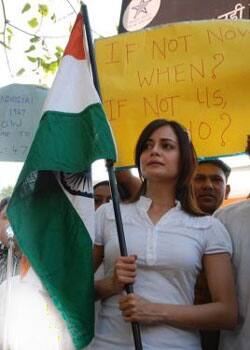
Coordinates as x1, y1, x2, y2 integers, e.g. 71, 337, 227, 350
20, 103, 116, 177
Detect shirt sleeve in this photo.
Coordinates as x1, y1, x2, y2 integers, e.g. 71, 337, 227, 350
94, 204, 106, 246
204, 217, 233, 256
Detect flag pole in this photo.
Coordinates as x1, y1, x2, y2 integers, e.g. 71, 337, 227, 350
81, 3, 143, 350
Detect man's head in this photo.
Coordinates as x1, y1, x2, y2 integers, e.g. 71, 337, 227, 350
193, 159, 231, 214
93, 181, 111, 210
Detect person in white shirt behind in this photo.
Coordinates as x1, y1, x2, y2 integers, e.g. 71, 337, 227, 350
214, 139, 250, 350
215, 199, 250, 350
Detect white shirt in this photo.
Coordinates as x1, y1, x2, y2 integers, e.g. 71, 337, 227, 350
0, 270, 75, 350
93, 197, 232, 350
215, 200, 250, 350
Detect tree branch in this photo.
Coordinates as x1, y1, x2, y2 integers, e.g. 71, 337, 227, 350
35, 14, 43, 36
0, 0, 14, 77
8, 22, 68, 39
0, 0, 102, 80
56, 11, 75, 22
65, 0, 77, 14
0, 0, 7, 23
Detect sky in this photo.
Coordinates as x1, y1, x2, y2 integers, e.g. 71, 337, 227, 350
0, 0, 249, 196
0, 0, 122, 86
0, 0, 123, 188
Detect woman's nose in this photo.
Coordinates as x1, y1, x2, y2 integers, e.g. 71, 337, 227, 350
150, 143, 160, 155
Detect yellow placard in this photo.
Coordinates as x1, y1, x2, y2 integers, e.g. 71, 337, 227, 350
95, 20, 250, 167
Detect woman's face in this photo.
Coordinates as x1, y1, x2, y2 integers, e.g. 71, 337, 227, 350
140, 125, 181, 183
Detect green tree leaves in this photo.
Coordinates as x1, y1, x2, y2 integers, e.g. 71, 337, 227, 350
22, 3, 31, 14
22, 3, 64, 79
6, 27, 13, 46
38, 4, 49, 17
16, 68, 25, 76
25, 45, 36, 53
27, 56, 37, 63
0, 0, 81, 83
28, 17, 39, 28
30, 36, 40, 43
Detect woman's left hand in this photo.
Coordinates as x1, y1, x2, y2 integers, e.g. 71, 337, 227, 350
119, 293, 155, 324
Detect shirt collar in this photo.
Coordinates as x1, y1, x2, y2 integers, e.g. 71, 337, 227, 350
137, 195, 181, 213
136, 195, 152, 212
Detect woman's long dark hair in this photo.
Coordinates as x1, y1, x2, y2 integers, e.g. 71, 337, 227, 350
133, 119, 203, 216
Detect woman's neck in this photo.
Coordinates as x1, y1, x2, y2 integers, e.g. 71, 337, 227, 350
145, 181, 176, 224
146, 181, 176, 206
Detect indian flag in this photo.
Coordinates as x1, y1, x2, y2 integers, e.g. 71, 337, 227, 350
7, 13, 116, 350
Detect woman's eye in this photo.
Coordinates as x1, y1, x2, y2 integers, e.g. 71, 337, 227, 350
163, 143, 173, 149
145, 142, 153, 149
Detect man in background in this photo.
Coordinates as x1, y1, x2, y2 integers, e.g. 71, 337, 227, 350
193, 159, 231, 350
94, 170, 140, 210
193, 159, 231, 215
93, 181, 111, 210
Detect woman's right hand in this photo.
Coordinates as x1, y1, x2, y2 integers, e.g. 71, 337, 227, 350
112, 255, 137, 294
94, 254, 137, 301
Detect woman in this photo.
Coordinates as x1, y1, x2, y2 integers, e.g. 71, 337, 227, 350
93, 119, 237, 349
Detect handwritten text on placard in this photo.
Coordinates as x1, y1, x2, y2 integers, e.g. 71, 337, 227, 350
96, 20, 250, 167
0, 84, 47, 162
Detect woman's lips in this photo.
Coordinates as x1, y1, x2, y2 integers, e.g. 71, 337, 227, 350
147, 160, 164, 166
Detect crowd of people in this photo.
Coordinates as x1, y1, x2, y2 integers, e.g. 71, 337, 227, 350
0, 118, 249, 349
